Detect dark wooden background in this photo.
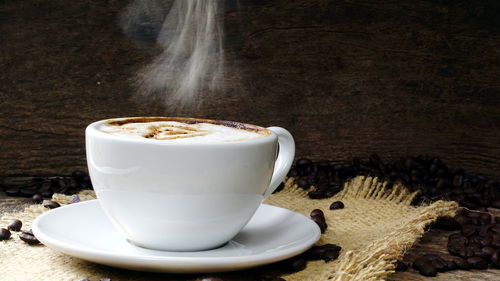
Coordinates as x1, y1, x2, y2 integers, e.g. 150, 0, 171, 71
0, 0, 499, 177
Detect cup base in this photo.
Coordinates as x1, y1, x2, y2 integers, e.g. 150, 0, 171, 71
126, 238, 229, 252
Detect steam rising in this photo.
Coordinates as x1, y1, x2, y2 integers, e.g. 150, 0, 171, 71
120, 0, 224, 105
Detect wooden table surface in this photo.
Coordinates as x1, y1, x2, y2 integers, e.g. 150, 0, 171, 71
2, 193, 499, 280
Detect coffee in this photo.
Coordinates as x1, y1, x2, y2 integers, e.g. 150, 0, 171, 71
99, 117, 270, 143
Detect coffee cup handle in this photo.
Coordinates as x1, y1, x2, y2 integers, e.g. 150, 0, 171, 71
263, 127, 295, 199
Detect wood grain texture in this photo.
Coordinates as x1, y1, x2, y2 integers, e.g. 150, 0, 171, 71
0, 0, 499, 176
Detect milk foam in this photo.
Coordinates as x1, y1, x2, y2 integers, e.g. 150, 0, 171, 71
100, 121, 266, 143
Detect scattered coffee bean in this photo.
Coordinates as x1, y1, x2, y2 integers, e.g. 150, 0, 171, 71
310, 217, 327, 233
308, 190, 326, 199
418, 263, 437, 277
43, 200, 60, 209
467, 256, 488, 269
7, 219, 22, 231
305, 244, 341, 262
32, 194, 43, 203
296, 179, 310, 189
310, 209, 324, 218
18, 232, 40, 245
0, 228, 11, 240
329, 201, 344, 210
394, 261, 408, 271
461, 224, 477, 237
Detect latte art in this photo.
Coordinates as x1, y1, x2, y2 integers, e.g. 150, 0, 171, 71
99, 118, 269, 143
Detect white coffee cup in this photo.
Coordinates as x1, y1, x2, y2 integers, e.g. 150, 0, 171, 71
86, 117, 295, 251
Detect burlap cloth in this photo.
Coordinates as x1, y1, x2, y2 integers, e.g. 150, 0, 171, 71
0, 176, 458, 281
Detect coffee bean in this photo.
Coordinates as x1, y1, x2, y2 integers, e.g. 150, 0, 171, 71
466, 243, 482, 258
324, 189, 338, 198
308, 190, 325, 199
467, 256, 488, 269
468, 234, 482, 244
322, 244, 342, 252
296, 178, 310, 189
448, 256, 470, 270
447, 242, 466, 257
448, 233, 467, 243
480, 246, 496, 259
492, 233, 500, 240
18, 232, 40, 245
491, 239, 500, 248
326, 182, 342, 193
323, 249, 340, 262
479, 236, 492, 247
490, 225, 500, 234
461, 225, 477, 237
72, 170, 86, 181
310, 209, 324, 218
412, 257, 428, 270
430, 258, 447, 272
32, 194, 43, 203
99, 279, 111, 281
316, 220, 327, 233
43, 200, 60, 209
329, 201, 344, 210
7, 219, 22, 231
478, 225, 492, 237
418, 263, 437, 277
78, 279, 90, 281
296, 158, 313, 176
0, 228, 11, 240
491, 250, 500, 268
394, 261, 408, 271
306, 246, 326, 260
444, 259, 457, 270
5, 187, 21, 196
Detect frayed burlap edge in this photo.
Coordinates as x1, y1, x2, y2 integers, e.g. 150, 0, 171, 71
265, 176, 458, 281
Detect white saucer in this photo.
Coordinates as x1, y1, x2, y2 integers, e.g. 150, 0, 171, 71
32, 200, 320, 273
